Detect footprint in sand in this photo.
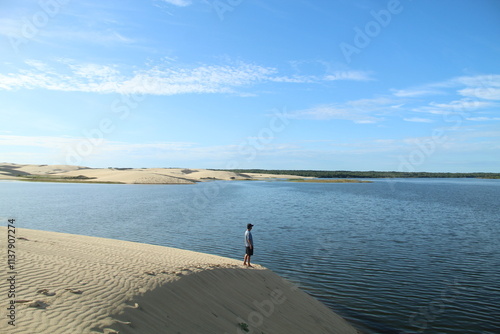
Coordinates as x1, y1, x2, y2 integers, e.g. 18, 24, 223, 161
65, 288, 83, 294
28, 300, 49, 309
37, 289, 56, 296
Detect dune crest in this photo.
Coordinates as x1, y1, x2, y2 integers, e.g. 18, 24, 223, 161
0, 228, 360, 334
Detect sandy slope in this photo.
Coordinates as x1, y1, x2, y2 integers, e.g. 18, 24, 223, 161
0, 228, 360, 334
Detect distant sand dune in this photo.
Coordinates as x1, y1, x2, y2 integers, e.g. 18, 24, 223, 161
0, 228, 360, 334
0, 163, 310, 184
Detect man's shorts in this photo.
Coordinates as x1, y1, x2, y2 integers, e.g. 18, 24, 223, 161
245, 246, 253, 256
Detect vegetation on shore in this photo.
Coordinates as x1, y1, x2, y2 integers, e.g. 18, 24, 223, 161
213, 169, 500, 179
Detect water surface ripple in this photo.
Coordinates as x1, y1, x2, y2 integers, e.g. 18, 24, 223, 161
1, 178, 499, 333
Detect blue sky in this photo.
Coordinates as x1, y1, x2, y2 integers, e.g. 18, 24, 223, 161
1, 0, 499, 171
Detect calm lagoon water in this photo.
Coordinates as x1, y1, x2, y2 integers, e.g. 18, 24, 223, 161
1, 178, 499, 333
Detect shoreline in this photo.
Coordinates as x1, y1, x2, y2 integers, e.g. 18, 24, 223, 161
0, 228, 361, 333
3, 163, 497, 185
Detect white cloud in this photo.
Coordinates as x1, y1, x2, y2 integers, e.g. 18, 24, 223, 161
160, 0, 192, 6
67, 63, 120, 80
43, 29, 136, 45
288, 97, 399, 124
0, 60, 274, 94
413, 99, 495, 115
404, 117, 434, 123
269, 70, 372, 84
393, 74, 500, 99
291, 105, 380, 123
0, 59, 372, 95
430, 100, 493, 110
391, 88, 443, 97
0, 18, 135, 47
458, 87, 500, 100
394, 75, 500, 122
324, 71, 373, 81
466, 117, 500, 121
270, 75, 316, 83
452, 74, 500, 88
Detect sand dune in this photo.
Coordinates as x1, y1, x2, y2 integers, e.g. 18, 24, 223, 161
0, 228, 360, 334
0, 163, 86, 175
0, 163, 306, 184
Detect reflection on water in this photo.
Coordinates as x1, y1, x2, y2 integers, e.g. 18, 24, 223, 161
1, 179, 499, 333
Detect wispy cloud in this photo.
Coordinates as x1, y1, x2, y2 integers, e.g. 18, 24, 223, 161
291, 73, 500, 124
0, 16, 135, 47
452, 74, 500, 88
44, 29, 136, 45
324, 70, 373, 81
389, 75, 500, 122
392, 74, 500, 100
0, 58, 370, 95
465, 117, 500, 122
270, 69, 373, 84
412, 99, 495, 115
458, 87, 500, 100
391, 88, 443, 97
403, 117, 434, 123
288, 97, 400, 123
160, 0, 192, 6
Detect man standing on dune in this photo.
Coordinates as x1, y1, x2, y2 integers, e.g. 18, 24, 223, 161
244, 223, 254, 267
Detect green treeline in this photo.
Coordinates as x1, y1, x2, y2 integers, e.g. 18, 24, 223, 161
213, 169, 500, 179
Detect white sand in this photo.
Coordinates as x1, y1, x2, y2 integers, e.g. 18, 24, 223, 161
0, 163, 310, 184
0, 228, 360, 334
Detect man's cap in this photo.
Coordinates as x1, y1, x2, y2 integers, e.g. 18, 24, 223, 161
247, 223, 254, 229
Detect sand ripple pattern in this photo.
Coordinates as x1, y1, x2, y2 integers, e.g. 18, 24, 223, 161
0, 228, 359, 334
0, 228, 242, 333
